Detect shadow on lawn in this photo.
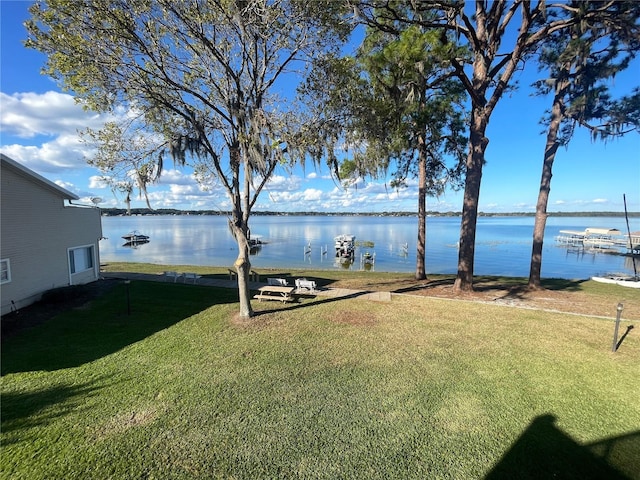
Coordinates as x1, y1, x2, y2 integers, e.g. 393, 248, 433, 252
393, 276, 589, 295
486, 414, 639, 479
252, 289, 375, 318
1, 379, 106, 443
1, 281, 237, 375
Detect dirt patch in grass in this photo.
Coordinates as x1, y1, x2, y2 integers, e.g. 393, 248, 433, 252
331, 310, 378, 326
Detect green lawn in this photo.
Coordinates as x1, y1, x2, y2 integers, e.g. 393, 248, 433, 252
2, 280, 639, 479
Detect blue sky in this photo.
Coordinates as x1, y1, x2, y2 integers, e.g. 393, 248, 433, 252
2, 1, 639, 213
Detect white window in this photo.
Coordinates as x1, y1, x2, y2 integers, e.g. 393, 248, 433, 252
69, 245, 94, 274
1, 259, 10, 284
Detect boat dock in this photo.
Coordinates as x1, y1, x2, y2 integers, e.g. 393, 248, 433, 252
556, 228, 640, 254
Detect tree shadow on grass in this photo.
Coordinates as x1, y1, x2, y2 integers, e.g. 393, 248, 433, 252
392, 276, 589, 295
1, 378, 107, 443
251, 289, 374, 318
485, 414, 639, 479
1, 281, 237, 375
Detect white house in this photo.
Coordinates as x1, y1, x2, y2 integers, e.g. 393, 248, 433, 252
1, 154, 103, 316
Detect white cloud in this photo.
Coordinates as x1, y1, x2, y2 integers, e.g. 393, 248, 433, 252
169, 184, 204, 196
0, 91, 137, 175
0, 91, 119, 174
513, 202, 533, 210
265, 174, 303, 192
302, 188, 324, 201
54, 180, 76, 192
0, 138, 88, 173
158, 169, 196, 186
89, 175, 110, 189
0, 91, 105, 138
267, 191, 303, 203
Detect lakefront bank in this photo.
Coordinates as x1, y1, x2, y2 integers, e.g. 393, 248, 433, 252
100, 214, 639, 280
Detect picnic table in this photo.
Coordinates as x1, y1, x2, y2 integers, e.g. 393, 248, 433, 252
253, 285, 296, 303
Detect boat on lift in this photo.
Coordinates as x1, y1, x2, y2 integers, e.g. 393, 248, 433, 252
335, 234, 355, 258
122, 231, 150, 244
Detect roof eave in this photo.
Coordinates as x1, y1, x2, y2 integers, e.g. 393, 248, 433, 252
0, 153, 80, 200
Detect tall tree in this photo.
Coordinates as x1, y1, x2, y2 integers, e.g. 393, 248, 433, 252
26, 0, 349, 318
353, 25, 467, 280
299, 25, 466, 279
81, 118, 163, 215
528, 1, 640, 289
353, 0, 632, 291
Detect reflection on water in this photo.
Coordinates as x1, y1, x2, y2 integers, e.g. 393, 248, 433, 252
99, 215, 639, 280
624, 255, 639, 273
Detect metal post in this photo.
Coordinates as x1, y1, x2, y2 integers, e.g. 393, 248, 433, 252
612, 303, 623, 352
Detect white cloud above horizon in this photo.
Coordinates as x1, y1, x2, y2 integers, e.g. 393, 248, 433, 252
1, 88, 639, 213
0, 91, 104, 138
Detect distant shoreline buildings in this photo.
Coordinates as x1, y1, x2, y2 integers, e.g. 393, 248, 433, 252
99, 208, 640, 218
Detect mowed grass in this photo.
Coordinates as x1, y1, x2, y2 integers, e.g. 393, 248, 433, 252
2, 279, 639, 479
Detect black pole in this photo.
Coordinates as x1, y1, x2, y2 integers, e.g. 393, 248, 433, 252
612, 303, 623, 352
623, 194, 638, 279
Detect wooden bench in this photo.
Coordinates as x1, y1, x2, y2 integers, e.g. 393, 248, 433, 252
295, 278, 317, 293
164, 271, 181, 282
228, 269, 260, 282
183, 272, 201, 284
253, 285, 296, 303
267, 277, 289, 286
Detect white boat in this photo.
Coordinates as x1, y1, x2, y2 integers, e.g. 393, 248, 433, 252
361, 251, 375, 271
335, 234, 355, 258
591, 276, 640, 289
122, 231, 150, 243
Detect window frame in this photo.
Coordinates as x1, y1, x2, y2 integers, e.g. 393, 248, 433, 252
68, 244, 95, 275
1, 258, 11, 284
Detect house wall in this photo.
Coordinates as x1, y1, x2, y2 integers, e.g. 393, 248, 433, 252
1, 164, 102, 316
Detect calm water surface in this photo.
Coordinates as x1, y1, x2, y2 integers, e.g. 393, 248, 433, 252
99, 215, 639, 280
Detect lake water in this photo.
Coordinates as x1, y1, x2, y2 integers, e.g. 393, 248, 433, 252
99, 215, 639, 280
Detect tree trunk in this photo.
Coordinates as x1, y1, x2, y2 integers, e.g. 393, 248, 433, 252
454, 109, 488, 292
528, 82, 566, 289
234, 243, 254, 318
229, 144, 254, 319
416, 135, 427, 280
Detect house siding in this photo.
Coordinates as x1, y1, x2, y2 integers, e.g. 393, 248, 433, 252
1, 157, 102, 315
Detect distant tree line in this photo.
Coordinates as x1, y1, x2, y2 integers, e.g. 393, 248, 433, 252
99, 208, 639, 218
